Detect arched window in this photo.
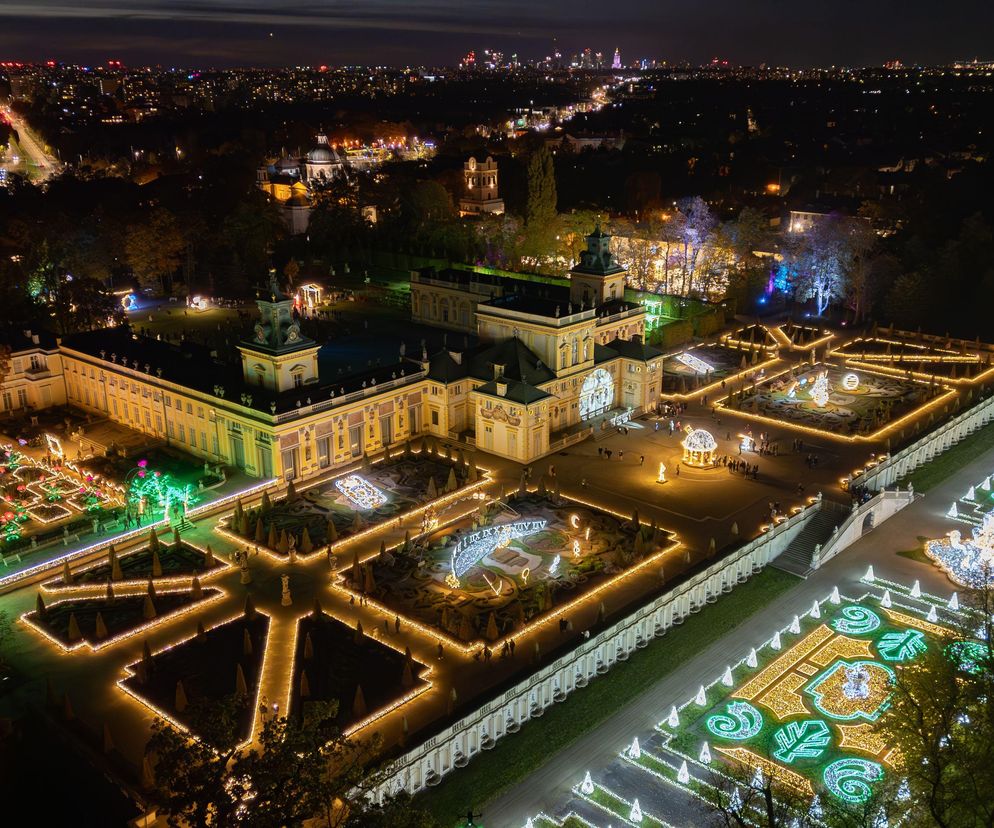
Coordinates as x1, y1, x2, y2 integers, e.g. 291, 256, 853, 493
571, 337, 579, 365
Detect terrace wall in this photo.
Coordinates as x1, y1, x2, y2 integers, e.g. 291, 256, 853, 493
856, 393, 994, 491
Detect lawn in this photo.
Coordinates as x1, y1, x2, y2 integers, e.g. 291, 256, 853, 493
418, 567, 801, 825
895, 537, 931, 565
899, 421, 994, 492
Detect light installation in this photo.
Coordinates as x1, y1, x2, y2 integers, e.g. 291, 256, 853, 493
579, 368, 614, 420
925, 516, 994, 588
823, 758, 883, 805
681, 427, 718, 467
842, 373, 860, 391
126, 459, 197, 516
842, 663, 870, 701
675, 351, 713, 374
334, 474, 388, 510
450, 519, 547, 578
809, 371, 830, 407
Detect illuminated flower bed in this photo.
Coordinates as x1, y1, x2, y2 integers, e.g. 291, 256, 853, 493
338, 490, 678, 649
120, 611, 270, 745
653, 598, 953, 806
289, 610, 429, 733
23, 587, 222, 651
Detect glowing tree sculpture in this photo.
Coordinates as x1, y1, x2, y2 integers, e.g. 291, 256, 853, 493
125, 459, 197, 519
809, 371, 830, 408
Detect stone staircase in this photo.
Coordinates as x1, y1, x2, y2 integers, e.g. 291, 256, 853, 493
772, 504, 846, 577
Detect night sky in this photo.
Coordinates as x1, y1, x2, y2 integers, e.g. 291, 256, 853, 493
1, 0, 992, 67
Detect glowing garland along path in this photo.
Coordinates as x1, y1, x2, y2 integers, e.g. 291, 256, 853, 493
557, 582, 976, 828
333, 473, 388, 510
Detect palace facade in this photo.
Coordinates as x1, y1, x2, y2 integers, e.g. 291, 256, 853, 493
8, 228, 661, 483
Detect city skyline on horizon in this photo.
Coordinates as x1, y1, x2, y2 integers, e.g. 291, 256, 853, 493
1, 0, 993, 69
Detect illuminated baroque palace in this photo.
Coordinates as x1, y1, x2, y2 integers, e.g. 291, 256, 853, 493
21, 228, 661, 482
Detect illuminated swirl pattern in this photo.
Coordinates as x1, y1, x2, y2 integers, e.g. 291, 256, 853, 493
706, 700, 764, 741
830, 605, 881, 635
823, 758, 883, 803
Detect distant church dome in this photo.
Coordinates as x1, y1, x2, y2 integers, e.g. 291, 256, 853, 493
306, 131, 339, 164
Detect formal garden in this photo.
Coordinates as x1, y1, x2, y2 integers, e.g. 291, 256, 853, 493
23, 581, 222, 651
774, 322, 832, 351
718, 363, 945, 438
222, 442, 483, 557
119, 604, 270, 745
662, 342, 774, 395
0, 445, 120, 557
43, 528, 226, 592
337, 488, 678, 650
832, 334, 992, 384
289, 607, 430, 733
558, 586, 976, 828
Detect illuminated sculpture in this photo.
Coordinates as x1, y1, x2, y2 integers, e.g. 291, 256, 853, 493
681, 427, 718, 467
675, 351, 713, 374
925, 515, 994, 588
450, 519, 547, 578
657, 462, 666, 483
809, 371, 830, 407
334, 474, 388, 510
842, 663, 870, 701
842, 372, 860, 392
125, 459, 197, 518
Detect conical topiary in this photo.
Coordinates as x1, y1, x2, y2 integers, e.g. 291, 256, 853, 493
260, 490, 272, 514
242, 628, 253, 656
486, 612, 499, 641
62, 558, 73, 586
426, 477, 438, 501
110, 547, 123, 581
277, 529, 289, 555
191, 574, 202, 599
175, 680, 188, 713
105, 580, 115, 603
142, 594, 157, 621
35, 592, 47, 619
351, 550, 361, 586
147, 579, 157, 601
67, 612, 82, 642
326, 519, 338, 544
351, 511, 362, 533
352, 684, 367, 720
244, 594, 256, 620
402, 659, 414, 689
354, 620, 364, 645
235, 663, 248, 697
286, 480, 298, 502
204, 545, 215, 567
151, 546, 163, 578
267, 523, 277, 549
95, 611, 108, 641
446, 467, 458, 493
148, 527, 160, 554
300, 526, 313, 554
299, 669, 311, 699
303, 632, 314, 660
255, 518, 265, 544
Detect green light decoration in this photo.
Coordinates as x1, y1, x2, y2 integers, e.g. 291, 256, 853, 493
705, 700, 764, 741
877, 629, 927, 662
946, 640, 990, 675
772, 719, 832, 764
823, 758, 883, 804
125, 460, 198, 517
831, 605, 881, 635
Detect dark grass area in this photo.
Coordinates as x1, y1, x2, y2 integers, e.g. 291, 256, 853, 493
289, 611, 428, 730
895, 537, 933, 565
25, 588, 221, 646
122, 612, 269, 744
418, 567, 801, 826
899, 421, 994, 492
49, 540, 224, 587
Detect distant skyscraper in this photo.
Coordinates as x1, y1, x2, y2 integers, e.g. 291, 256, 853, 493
612, 48, 622, 70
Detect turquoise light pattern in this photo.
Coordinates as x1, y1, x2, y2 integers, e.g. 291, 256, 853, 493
877, 629, 927, 662
823, 758, 883, 804
830, 605, 881, 635
705, 700, 764, 741
772, 720, 831, 764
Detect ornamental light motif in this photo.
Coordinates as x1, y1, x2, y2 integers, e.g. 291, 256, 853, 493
675, 351, 713, 374
450, 519, 547, 578
925, 514, 994, 588
334, 474, 388, 510
809, 371, 830, 407
681, 427, 718, 467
